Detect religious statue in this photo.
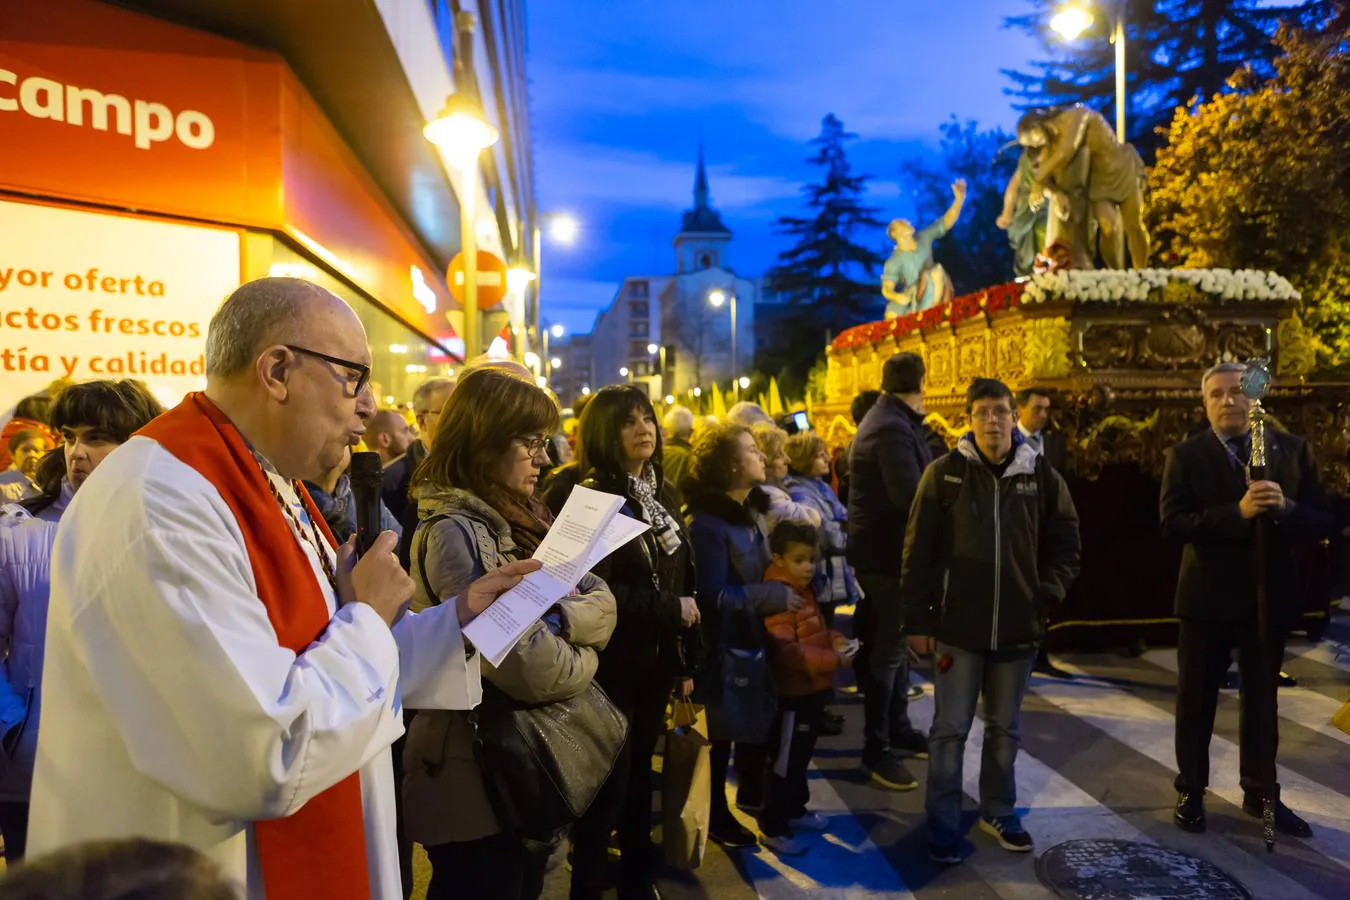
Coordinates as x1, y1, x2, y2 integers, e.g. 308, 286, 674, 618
881, 179, 967, 319
996, 147, 1048, 277
1016, 106, 1149, 270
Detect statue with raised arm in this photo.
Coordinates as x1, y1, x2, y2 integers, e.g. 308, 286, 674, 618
882, 179, 967, 319
1016, 106, 1149, 270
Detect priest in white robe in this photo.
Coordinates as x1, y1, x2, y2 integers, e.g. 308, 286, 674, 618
27, 277, 537, 899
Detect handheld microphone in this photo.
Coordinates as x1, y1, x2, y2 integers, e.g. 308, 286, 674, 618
348, 451, 385, 557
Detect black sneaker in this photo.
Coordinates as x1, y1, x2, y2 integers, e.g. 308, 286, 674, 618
928, 839, 962, 864
890, 730, 930, 759
1174, 791, 1206, 833
709, 816, 758, 849
906, 683, 925, 699
979, 815, 1034, 852
817, 714, 844, 737
1242, 797, 1313, 838
1277, 671, 1299, 688
864, 753, 918, 791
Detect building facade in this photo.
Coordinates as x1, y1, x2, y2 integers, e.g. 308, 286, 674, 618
0, 0, 534, 413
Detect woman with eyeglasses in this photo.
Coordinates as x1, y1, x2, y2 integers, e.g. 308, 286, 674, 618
553, 385, 697, 900
0, 380, 163, 863
403, 367, 616, 900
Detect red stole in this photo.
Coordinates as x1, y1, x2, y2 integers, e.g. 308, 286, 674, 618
140, 393, 371, 900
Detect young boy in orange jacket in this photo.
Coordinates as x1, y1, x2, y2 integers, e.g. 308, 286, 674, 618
758, 520, 859, 856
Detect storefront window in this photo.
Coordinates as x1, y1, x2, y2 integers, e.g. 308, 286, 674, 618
254, 238, 456, 410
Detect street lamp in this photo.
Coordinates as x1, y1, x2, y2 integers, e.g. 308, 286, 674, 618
738, 376, 750, 390
619, 366, 630, 377
707, 288, 739, 400
1051, 2, 1127, 142
531, 212, 580, 377
647, 342, 659, 355
425, 11, 500, 362
550, 357, 562, 370
550, 323, 565, 339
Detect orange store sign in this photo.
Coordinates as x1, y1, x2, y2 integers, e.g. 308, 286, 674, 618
0, 0, 455, 349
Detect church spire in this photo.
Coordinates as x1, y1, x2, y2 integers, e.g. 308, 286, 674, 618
694, 142, 710, 210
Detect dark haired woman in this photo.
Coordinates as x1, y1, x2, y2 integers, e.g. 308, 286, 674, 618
682, 421, 801, 849
403, 366, 616, 900
0, 380, 163, 862
552, 385, 697, 900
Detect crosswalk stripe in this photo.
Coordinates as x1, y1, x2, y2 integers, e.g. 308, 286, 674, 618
907, 671, 1323, 899
1032, 662, 1350, 874
1142, 648, 1350, 748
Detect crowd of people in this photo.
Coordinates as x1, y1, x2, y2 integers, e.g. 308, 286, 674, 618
0, 275, 1337, 899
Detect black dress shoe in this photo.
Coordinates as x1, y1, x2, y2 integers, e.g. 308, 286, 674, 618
1242, 798, 1313, 838
1277, 671, 1299, 688
1174, 791, 1206, 833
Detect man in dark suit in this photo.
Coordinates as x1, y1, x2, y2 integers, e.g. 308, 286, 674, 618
1159, 362, 1332, 838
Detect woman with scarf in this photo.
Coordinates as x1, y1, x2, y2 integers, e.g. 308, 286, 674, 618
404, 367, 617, 900
549, 385, 698, 900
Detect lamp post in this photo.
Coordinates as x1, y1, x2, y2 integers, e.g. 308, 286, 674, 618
531, 213, 579, 376
1051, 2, 1127, 142
424, 11, 500, 361
707, 288, 738, 400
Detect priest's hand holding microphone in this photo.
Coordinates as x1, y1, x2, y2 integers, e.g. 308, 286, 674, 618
338, 452, 540, 628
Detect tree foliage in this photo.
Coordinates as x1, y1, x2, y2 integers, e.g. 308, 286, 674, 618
1149, 8, 1350, 372
1005, 1, 1331, 153
760, 115, 887, 384
902, 119, 1019, 293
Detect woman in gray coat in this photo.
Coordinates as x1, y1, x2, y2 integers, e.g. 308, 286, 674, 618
404, 367, 617, 900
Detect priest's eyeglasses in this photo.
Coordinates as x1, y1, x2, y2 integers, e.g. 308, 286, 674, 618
285, 345, 371, 397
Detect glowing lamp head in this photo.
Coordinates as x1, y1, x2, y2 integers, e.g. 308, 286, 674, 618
506, 266, 536, 297
523, 351, 541, 368
619, 366, 629, 377
424, 92, 500, 168
707, 289, 727, 308
738, 376, 751, 389
550, 357, 563, 369
692, 387, 702, 398
647, 343, 659, 355
664, 395, 675, 405
548, 214, 579, 245
550, 323, 565, 338
1050, 4, 1094, 40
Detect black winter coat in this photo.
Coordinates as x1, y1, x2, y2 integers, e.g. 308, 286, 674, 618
1159, 428, 1332, 624
545, 469, 696, 693
847, 394, 933, 576
896, 437, 1081, 652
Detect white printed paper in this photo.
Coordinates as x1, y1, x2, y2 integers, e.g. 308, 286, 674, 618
463, 486, 649, 666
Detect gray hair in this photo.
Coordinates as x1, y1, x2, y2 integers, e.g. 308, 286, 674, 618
204, 278, 315, 378
1201, 361, 1246, 393
727, 401, 773, 429
412, 376, 456, 409
663, 405, 695, 439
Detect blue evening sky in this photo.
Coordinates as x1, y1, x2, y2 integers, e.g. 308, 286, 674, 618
526, 0, 1044, 335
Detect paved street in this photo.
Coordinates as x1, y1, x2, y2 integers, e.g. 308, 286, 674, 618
463, 612, 1350, 900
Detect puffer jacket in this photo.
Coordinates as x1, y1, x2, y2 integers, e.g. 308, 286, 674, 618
786, 474, 859, 604
762, 565, 842, 697
0, 483, 72, 801
897, 434, 1081, 652
402, 484, 616, 846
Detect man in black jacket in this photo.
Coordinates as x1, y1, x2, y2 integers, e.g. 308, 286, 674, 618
847, 352, 933, 791
894, 378, 1080, 863
1160, 362, 1332, 838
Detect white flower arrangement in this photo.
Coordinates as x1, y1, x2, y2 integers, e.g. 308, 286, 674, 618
1022, 268, 1301, 305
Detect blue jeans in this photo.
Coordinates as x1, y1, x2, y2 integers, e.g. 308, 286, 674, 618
926, 642, 1035, 843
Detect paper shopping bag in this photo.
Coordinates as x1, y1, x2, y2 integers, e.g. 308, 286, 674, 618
662, 701, 711, 869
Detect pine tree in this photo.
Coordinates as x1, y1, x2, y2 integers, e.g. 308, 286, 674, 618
1005, 1, 1331, 152
761, 115, 887, 383
901, 119, 1019, 293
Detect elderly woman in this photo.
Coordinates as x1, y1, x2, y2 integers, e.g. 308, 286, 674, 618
556, 385, 697, 900
784, 431, 858, 627
683, 421, 801, 849
751, 423, 820, 532
404, 367, 617, 900
0, 380, 163, 862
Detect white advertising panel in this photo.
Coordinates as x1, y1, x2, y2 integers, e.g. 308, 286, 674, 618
0, 199, 241, 410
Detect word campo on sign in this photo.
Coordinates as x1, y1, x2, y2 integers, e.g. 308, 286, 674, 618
0, 68, 215, 151
0, 266, 166, 296
0, 347, 205, 378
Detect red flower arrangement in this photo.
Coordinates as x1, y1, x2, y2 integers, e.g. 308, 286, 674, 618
829, 282, 1027, 352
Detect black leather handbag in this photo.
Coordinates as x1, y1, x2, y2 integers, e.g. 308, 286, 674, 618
415, 515, 629, 835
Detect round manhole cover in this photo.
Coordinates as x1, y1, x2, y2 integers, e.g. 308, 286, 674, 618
1036, 839, 1252, 900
